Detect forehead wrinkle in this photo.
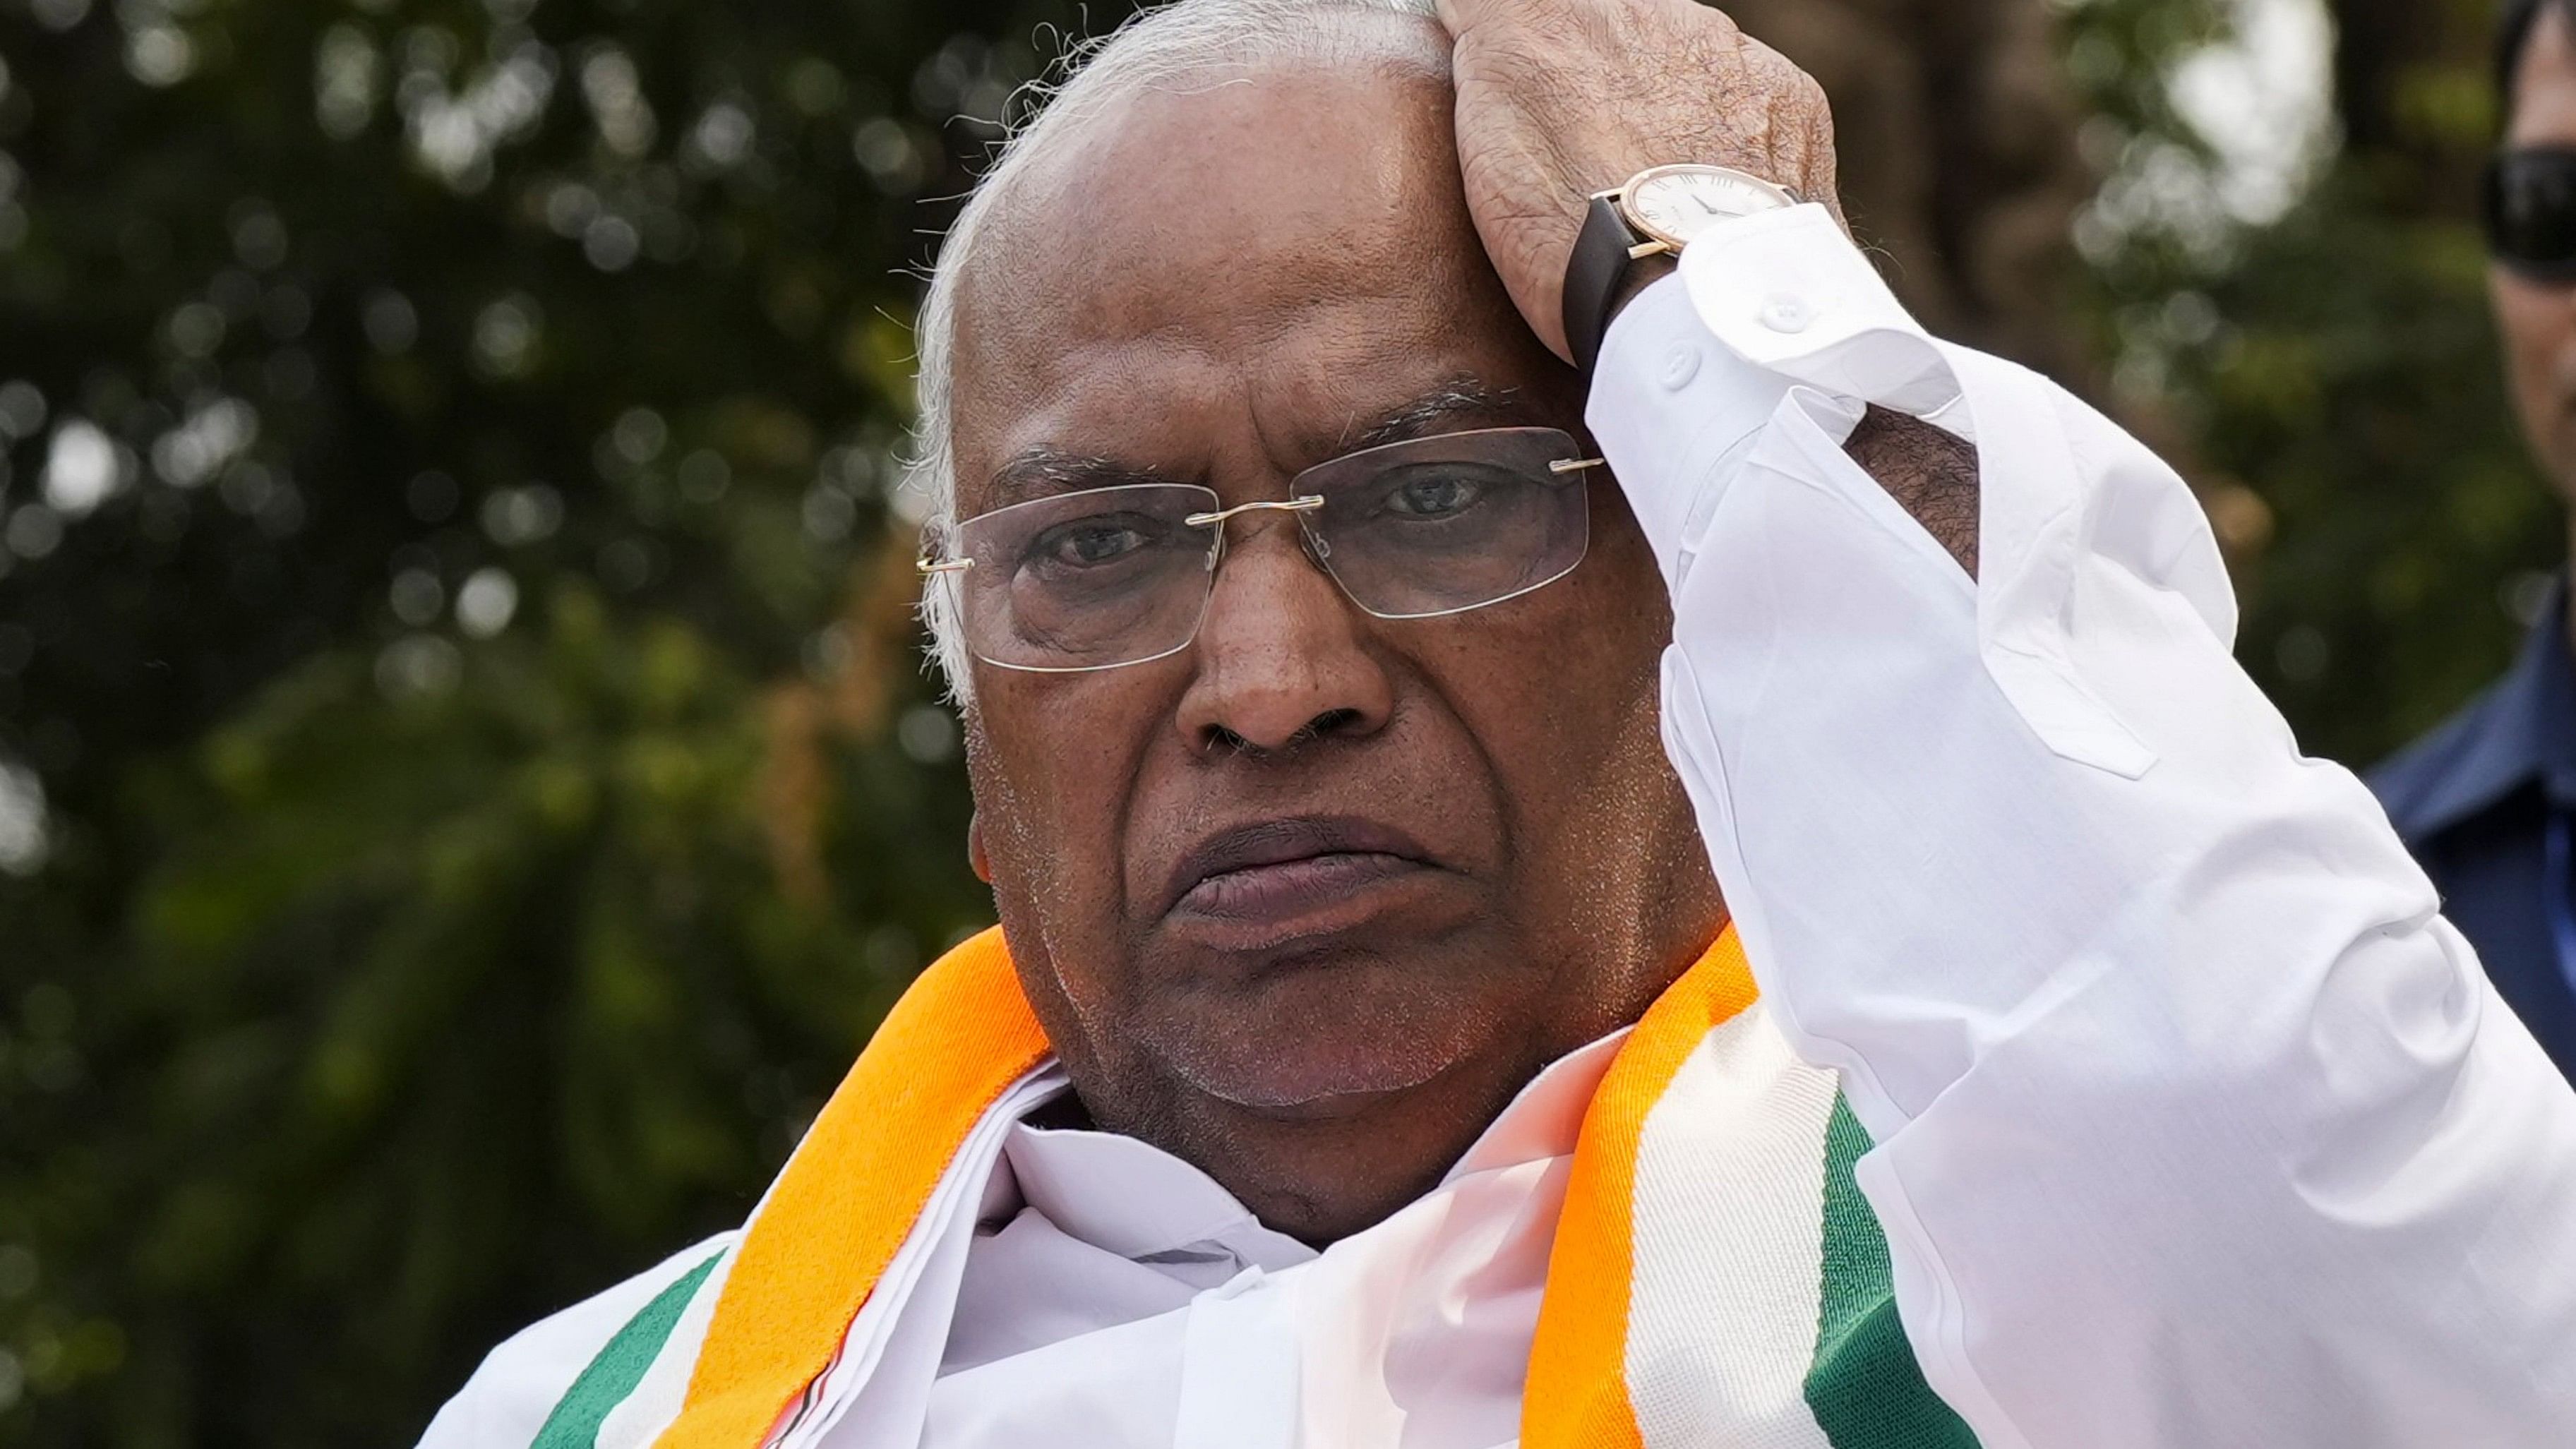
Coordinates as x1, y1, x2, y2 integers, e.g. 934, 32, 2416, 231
977, 445, 1178, 515
987, 369, 1528, 519
950, 325, 1233, 512
1228, 274, 1528, 469
1339, 376, 1532, 452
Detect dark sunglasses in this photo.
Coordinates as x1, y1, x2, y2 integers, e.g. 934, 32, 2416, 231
2486, 148, 2576, 282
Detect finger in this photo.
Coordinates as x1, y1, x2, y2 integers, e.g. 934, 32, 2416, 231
1735, 42, 1835, 196
1801, 98, 1847, 229
1433, 0, 1548, 32
1684, 0, 1746, 45
1442, 0, 1673, 42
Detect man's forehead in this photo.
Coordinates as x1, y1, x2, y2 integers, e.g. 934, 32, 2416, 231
985, 11, 1451, 223
944, 44, 1551, 511
956, 52, 1465, 327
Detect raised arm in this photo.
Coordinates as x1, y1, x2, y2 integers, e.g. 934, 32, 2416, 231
1439, 1, 2576, 1444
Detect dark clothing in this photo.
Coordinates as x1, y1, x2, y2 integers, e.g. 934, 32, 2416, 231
2370, 582, 2576, 1080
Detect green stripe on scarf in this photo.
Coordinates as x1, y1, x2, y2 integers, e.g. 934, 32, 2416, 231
532, 1251, 724, 1449
1805, 1095, 1979, 1448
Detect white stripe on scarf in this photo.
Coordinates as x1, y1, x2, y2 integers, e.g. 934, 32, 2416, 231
1627, 1002, 1841, 1448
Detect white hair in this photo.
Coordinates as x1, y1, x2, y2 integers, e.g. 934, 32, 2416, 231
909, 0, 1444, 702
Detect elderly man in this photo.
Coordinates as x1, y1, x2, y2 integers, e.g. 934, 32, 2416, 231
421, 0, 2576, 1445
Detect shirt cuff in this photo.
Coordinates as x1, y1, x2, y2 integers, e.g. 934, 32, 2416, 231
1583, 203, 1964, 591
1583, 271, 1791, 592
1673, 203, 1956, 418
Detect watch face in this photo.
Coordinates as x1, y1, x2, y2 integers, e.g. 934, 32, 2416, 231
1622, 165, 1797, 248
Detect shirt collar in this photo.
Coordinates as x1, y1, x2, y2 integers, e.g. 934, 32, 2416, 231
2378, 575, 2576, 841
999, 1107, 1312, 1268
1438, 1025, 1631, 1185
999, 1025, 1632, 1264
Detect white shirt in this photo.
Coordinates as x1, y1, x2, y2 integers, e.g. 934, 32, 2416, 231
421, 202, 2576, 1449
1595, 203, 2576, 1446
873, 204, 2576, 1446
817, 1031, 1626, 1449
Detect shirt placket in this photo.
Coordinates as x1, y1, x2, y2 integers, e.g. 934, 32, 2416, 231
1172, 1263, 1303, 1449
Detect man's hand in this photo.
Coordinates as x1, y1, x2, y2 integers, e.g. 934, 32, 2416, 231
1434, 0, 1841, 363
1437, 0, 1978, 582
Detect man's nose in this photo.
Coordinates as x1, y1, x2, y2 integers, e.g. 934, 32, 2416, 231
1174, 518, 1394, 755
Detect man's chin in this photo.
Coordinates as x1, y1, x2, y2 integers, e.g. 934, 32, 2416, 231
1139, 954, 1514, 1116
1165, 1038, 1461, 1115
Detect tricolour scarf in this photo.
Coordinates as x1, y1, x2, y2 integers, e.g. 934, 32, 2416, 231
525, 925, 1973, 1448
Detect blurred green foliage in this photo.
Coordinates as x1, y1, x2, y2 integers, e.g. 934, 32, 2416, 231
0, 0, 2561, 1443
2156, 182, 2555, 758
2069, 0, 2556, 763
0, 0, 1067, 1439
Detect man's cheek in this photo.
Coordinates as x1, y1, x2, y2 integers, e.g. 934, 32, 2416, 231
986, 769, 1130, 942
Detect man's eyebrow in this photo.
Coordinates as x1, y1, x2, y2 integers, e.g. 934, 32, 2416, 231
978, 379, 1538, 510
981, 447, 1168, 510
1343, 378, 1537, 452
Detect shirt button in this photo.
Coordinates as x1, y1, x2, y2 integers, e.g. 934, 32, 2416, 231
1659, 344, 1701, 390
1759, 294, 1814, 334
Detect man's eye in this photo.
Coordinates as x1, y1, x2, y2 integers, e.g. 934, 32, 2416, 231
1385, 471, 1489, 518
1032, 517, 1156, 567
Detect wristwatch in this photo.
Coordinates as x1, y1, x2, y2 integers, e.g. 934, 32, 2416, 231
1560, 164, 1798, 374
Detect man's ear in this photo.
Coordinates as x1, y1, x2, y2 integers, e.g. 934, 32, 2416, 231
968, 810, 993, 884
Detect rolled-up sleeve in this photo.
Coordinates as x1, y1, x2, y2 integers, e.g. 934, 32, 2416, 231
1588, 203, 2576, 1448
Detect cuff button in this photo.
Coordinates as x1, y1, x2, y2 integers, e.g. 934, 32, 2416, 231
1759, 294, 1814, 334
1659, 343, 1701, 390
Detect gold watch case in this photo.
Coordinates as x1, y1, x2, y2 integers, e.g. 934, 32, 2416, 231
1603, 164, 1799, 258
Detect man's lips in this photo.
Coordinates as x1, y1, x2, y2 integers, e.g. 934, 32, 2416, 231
1161, 816, 1438, 927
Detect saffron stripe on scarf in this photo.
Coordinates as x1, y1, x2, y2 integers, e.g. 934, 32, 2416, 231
1521, 927, 1760, 1449
534, 1251, 726, 1449
1804, 1095, 1977, 1448
654, 926, 1051, 1449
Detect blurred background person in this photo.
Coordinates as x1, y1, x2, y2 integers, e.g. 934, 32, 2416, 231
2371, 0, 2576, 1083
0, 0, 2557, 1443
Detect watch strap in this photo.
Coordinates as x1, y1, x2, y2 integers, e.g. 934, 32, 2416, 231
1562, 193, 1639, 376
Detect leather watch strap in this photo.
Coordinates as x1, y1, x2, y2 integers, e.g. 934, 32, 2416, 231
1560, 193, 1640, 376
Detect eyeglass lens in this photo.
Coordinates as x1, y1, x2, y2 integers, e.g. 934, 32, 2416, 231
2488, 148, 2576, 280
939, 426, 1593, 673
